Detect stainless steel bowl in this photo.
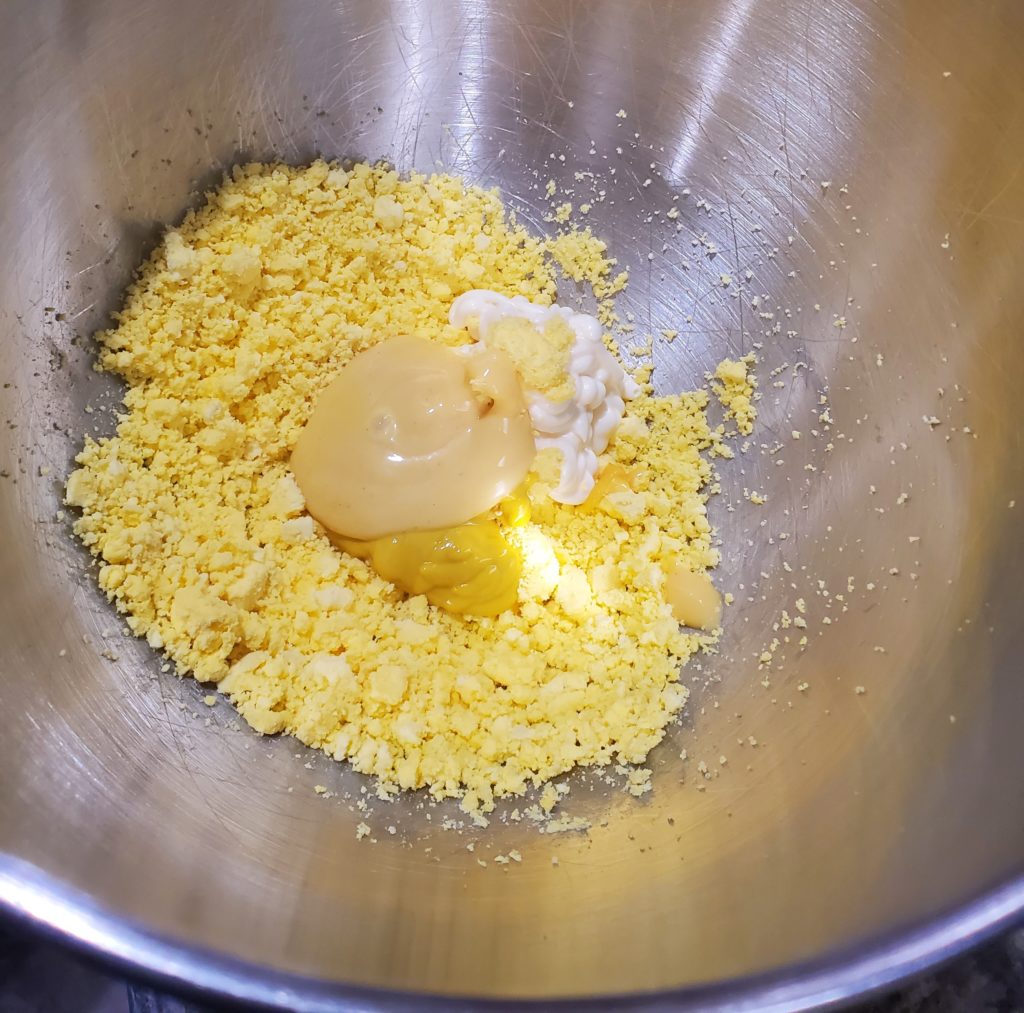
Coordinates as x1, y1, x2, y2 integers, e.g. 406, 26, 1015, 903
2, 1, 1024, 1009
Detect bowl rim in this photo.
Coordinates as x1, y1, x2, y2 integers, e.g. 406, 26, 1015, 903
1, 854, 1022, 1010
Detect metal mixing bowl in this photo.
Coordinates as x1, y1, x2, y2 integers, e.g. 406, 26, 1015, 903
2, 1, 1024, 1009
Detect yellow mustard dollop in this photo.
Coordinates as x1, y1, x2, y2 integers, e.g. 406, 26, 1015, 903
332, 490, 530, 618
333, 517, 521, 618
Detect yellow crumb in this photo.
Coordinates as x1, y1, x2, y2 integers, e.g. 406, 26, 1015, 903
711, 354, 758, 435
487, 316, 575, 402
542, 814, 591, 834
624, 766, 653, 797
551, 202, 573, 224
66, 160, 721, 815
544, 229, 629, 324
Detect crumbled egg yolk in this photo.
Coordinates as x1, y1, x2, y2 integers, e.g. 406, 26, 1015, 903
712, 354, 758, 435
485, 316, 576, 402
65, 160, 726, 814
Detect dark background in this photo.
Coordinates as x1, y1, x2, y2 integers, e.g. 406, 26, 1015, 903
2, 918, 1024, 1012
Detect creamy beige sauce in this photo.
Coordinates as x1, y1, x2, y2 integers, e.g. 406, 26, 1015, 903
664, 565, 722, 631
290, 336, 535, 540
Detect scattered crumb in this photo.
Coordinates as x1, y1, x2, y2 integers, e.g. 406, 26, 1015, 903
541, 814, 592, 834
711, 355, 758, 435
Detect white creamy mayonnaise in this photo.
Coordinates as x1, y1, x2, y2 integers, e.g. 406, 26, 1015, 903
449, 290, 639, 504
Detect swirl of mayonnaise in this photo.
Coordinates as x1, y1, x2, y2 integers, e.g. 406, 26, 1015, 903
450, 290, 640, 504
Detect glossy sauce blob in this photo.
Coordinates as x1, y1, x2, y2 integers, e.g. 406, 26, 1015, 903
664, 565, 722, 631
291, 336, 535, 540
579, 462, 638, 512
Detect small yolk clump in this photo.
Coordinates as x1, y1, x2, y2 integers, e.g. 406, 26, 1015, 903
485, 316, 576, 402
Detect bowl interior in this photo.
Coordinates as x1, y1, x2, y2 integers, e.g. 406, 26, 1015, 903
2, 0, 1024, 1005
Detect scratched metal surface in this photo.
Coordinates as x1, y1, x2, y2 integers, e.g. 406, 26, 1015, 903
1, 0, 1024, 1008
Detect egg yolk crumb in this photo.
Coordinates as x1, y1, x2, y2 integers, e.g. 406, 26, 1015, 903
711, 354, 758, 435
485, 316, 576, 402
66, 160, 724, 816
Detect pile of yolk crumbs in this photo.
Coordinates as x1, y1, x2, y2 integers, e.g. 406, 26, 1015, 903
486, 316, 576, 402
545, 230, 629, 326
711, 355, 758, 436
66, 160, 720, 816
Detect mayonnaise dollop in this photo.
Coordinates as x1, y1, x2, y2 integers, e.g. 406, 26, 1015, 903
449, 290, 639, 504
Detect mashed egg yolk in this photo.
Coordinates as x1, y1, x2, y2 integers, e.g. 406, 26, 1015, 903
290, 335, 536, 616
64, 160, 736, 814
